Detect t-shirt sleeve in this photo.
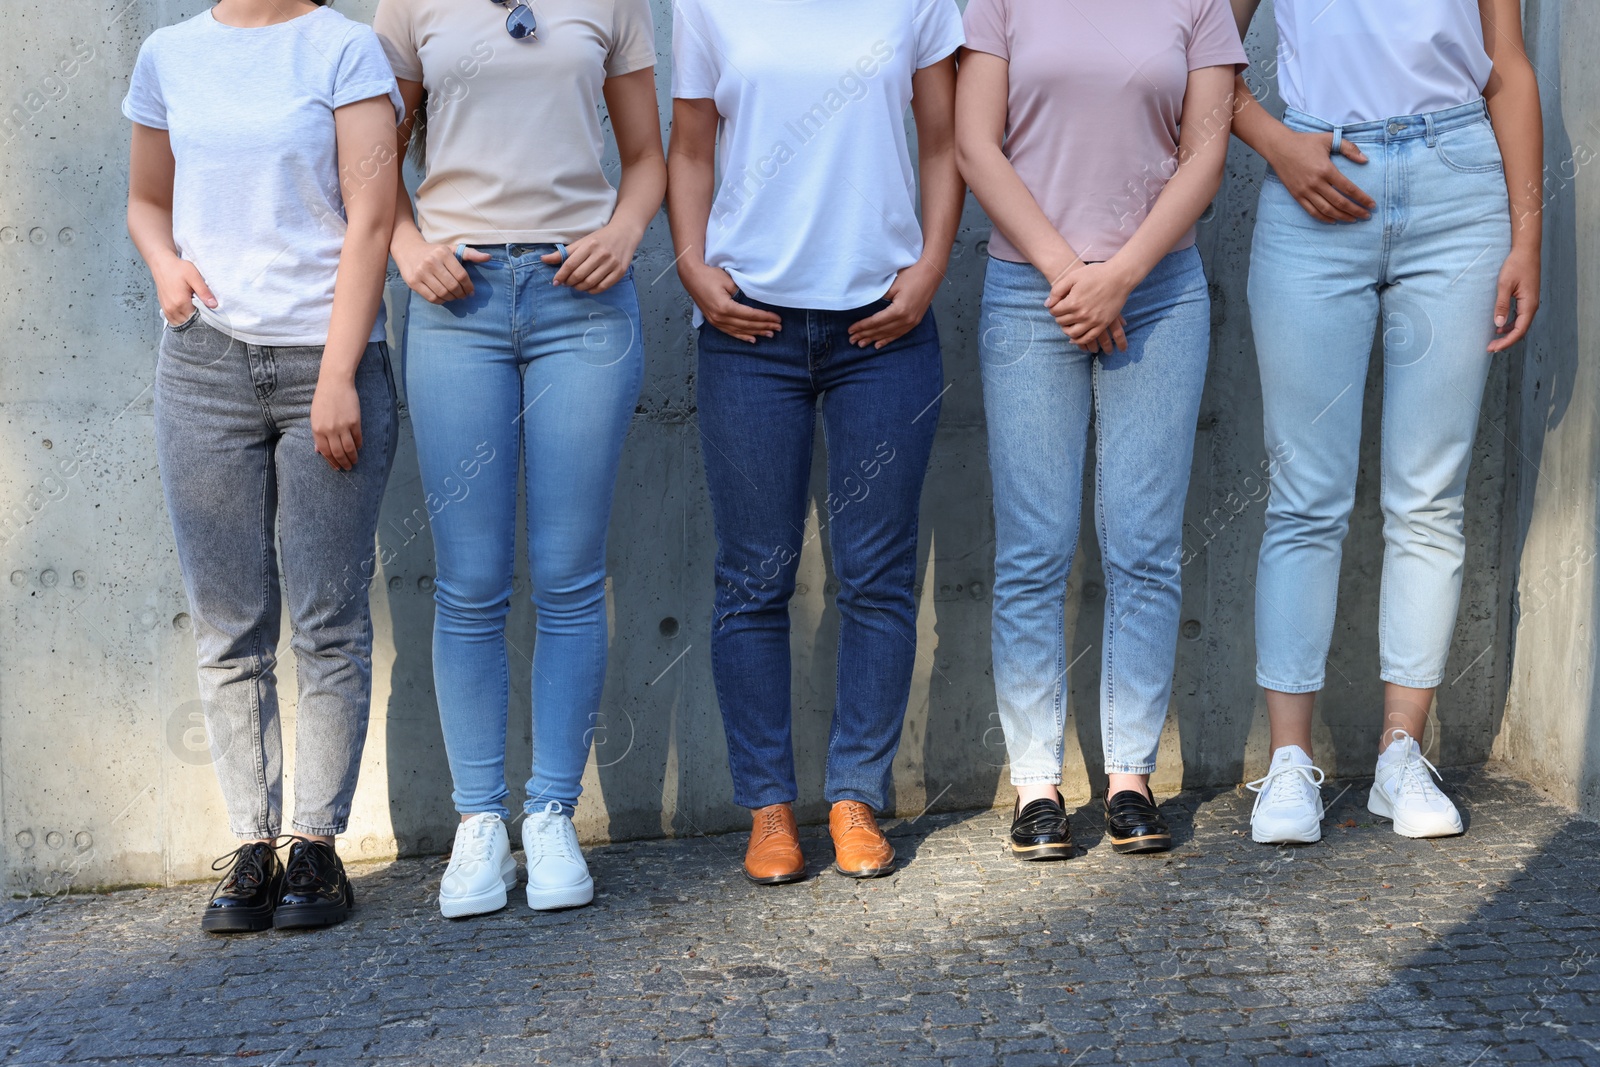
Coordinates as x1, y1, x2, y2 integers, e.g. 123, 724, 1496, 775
960, 0, 1008, 62
913, 0, 965, 69
671, 0, 719, 99
333, 25, 406, 125
1188, 0, 1249, 71
606, 0, 657, 77
121, 36, 167, 129
372, 0, 424, 83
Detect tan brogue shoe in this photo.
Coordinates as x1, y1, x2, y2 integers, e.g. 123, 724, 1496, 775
744, 803, 806, 884
828, 800, 896, 878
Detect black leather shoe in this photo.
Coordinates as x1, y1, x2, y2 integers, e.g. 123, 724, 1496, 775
201, 841, 282, 934
1009, 795, 1073, 860
273, 838, 354, 930
1104, 790, 1172, 854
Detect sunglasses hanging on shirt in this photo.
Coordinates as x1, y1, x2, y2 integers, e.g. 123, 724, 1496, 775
489, 0, 537, 40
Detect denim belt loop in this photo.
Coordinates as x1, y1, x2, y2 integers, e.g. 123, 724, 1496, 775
1330, 127, 1343, 155
1424, 112, 1438, 147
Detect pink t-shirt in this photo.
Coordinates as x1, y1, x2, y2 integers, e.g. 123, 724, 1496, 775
962, 0, 1246, 264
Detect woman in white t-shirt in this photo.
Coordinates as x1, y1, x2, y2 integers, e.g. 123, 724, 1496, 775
373, 0, 665, 919
1231, 0, 1542, 845
667, 0, 965, 885
123, 0, 403, 933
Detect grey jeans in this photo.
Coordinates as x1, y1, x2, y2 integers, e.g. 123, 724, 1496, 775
154, 315, 398, 838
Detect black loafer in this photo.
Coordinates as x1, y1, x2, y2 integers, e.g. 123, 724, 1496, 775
1104, 789, 1172, 854
201, 841, 282, 934
1009, 795, 1073, 860
273, 838, 354, 930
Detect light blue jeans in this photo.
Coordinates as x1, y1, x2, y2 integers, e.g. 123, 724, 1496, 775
403, 244, 643, 819
1250, 100, 1511, 692
981, 248, 1211, 780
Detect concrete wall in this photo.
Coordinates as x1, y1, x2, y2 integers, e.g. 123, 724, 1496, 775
0, 0, 1520, 892
1496, 0, 1600, 819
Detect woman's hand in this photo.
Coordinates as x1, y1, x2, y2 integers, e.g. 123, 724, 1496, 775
311, 376, 363, 471
1489, 245, 1541, 352
394, 232, 490, 304
152, 254, 217, 326
678, 262, 782, 343
1048, 262, 1133, 353
848, 259, 942, 349
543, 223, 639, 293
1266, 129, 1376, 224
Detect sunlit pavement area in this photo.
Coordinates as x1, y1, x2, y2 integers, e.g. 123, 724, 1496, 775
2, 769, 1597, 1066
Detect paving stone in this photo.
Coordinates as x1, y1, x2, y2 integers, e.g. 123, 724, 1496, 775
1, 769, 1597, 1065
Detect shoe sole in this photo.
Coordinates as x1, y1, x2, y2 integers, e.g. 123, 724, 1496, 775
1109, 834, 1172, 855
1367, 791, 1463, 839
526, 879, 594, 911
833, 862, 895, 878
201, 906, 274, 934
1251, 817, 1323, 845
744, 869, 807, 885
439, 861, 519, 919
1009, 841, 1073, 861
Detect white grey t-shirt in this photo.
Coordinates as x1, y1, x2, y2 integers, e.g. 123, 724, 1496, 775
1275, 0, 1491, 126
672, 0, 964, 311
122, 7, 403, 345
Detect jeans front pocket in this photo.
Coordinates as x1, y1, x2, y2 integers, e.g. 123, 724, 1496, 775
1435, 122, 1504, 174
165, 308, 201, 332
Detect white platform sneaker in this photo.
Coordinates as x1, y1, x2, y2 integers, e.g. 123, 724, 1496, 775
522, 801, 594, 911
1247, 744, 1327, 844
439, 812, 519, 918
1367, 730, 1464, 838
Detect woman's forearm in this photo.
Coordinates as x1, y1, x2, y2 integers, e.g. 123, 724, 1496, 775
666, 108, 718, 271
959, 142, 1080, 278
1485, 60, 1543, 252
127, 199, 181, 273
322, 217, 392, 378
610, 154, 668, 243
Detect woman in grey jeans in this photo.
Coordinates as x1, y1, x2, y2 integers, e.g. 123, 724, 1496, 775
123, 0, 401, 933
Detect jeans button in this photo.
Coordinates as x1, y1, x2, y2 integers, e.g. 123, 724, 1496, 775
1388, 123, 1402, 135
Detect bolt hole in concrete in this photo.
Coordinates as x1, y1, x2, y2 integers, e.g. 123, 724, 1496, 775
172, 613, 190, 631
1181, 619, 1203, 639
659, 616, 680, 638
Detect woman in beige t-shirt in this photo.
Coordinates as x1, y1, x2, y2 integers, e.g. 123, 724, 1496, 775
373, 0, 665, 919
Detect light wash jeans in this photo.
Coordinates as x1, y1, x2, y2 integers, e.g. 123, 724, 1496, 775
981, 248, 1211, 781
155, 315, 398, 839
1250, 100, 1511, 692
403, 244, 643, 820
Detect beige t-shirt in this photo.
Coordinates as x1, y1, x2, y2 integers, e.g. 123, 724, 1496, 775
373, 0, 656, 246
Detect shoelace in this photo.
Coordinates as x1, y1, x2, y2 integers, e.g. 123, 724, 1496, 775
837, 803, 876, 836
757, 806, 788, 839
209, 841, 273, 899
455, 815, 501, 866
1246, 761, 1326, 816
1385, 731, 1445, 800
528, 801, 580, 863
283, 837, 338, 894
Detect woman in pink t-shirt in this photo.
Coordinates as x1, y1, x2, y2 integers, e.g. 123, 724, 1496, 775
955, 0, 1245, 860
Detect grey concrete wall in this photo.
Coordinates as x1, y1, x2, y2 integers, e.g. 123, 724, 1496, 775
1496, 0, 1600, 819
0, 0, 1519, 892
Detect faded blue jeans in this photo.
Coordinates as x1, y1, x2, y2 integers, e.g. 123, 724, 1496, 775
155, 315, 398, 839
1250, 100, 1511, 692
698, 294, 942, 812
403, 244, 643, 820
981, 248, 1210, 781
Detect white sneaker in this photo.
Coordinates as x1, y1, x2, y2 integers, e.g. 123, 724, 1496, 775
1247, 744, 1326, 844
522, 801, 594, 911
1368, 731, 1464, 838
439, 812, 519, 918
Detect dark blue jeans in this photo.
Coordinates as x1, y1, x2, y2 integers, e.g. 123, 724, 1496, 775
697, 295, 942, 812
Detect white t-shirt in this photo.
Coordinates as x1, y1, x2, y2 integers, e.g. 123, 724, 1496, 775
1275, 0, 1492, 126
672, 0, 964, 310
122, 7, 403, 345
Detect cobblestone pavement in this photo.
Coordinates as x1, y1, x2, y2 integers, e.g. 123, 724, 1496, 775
3, 767, 1599, 1066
